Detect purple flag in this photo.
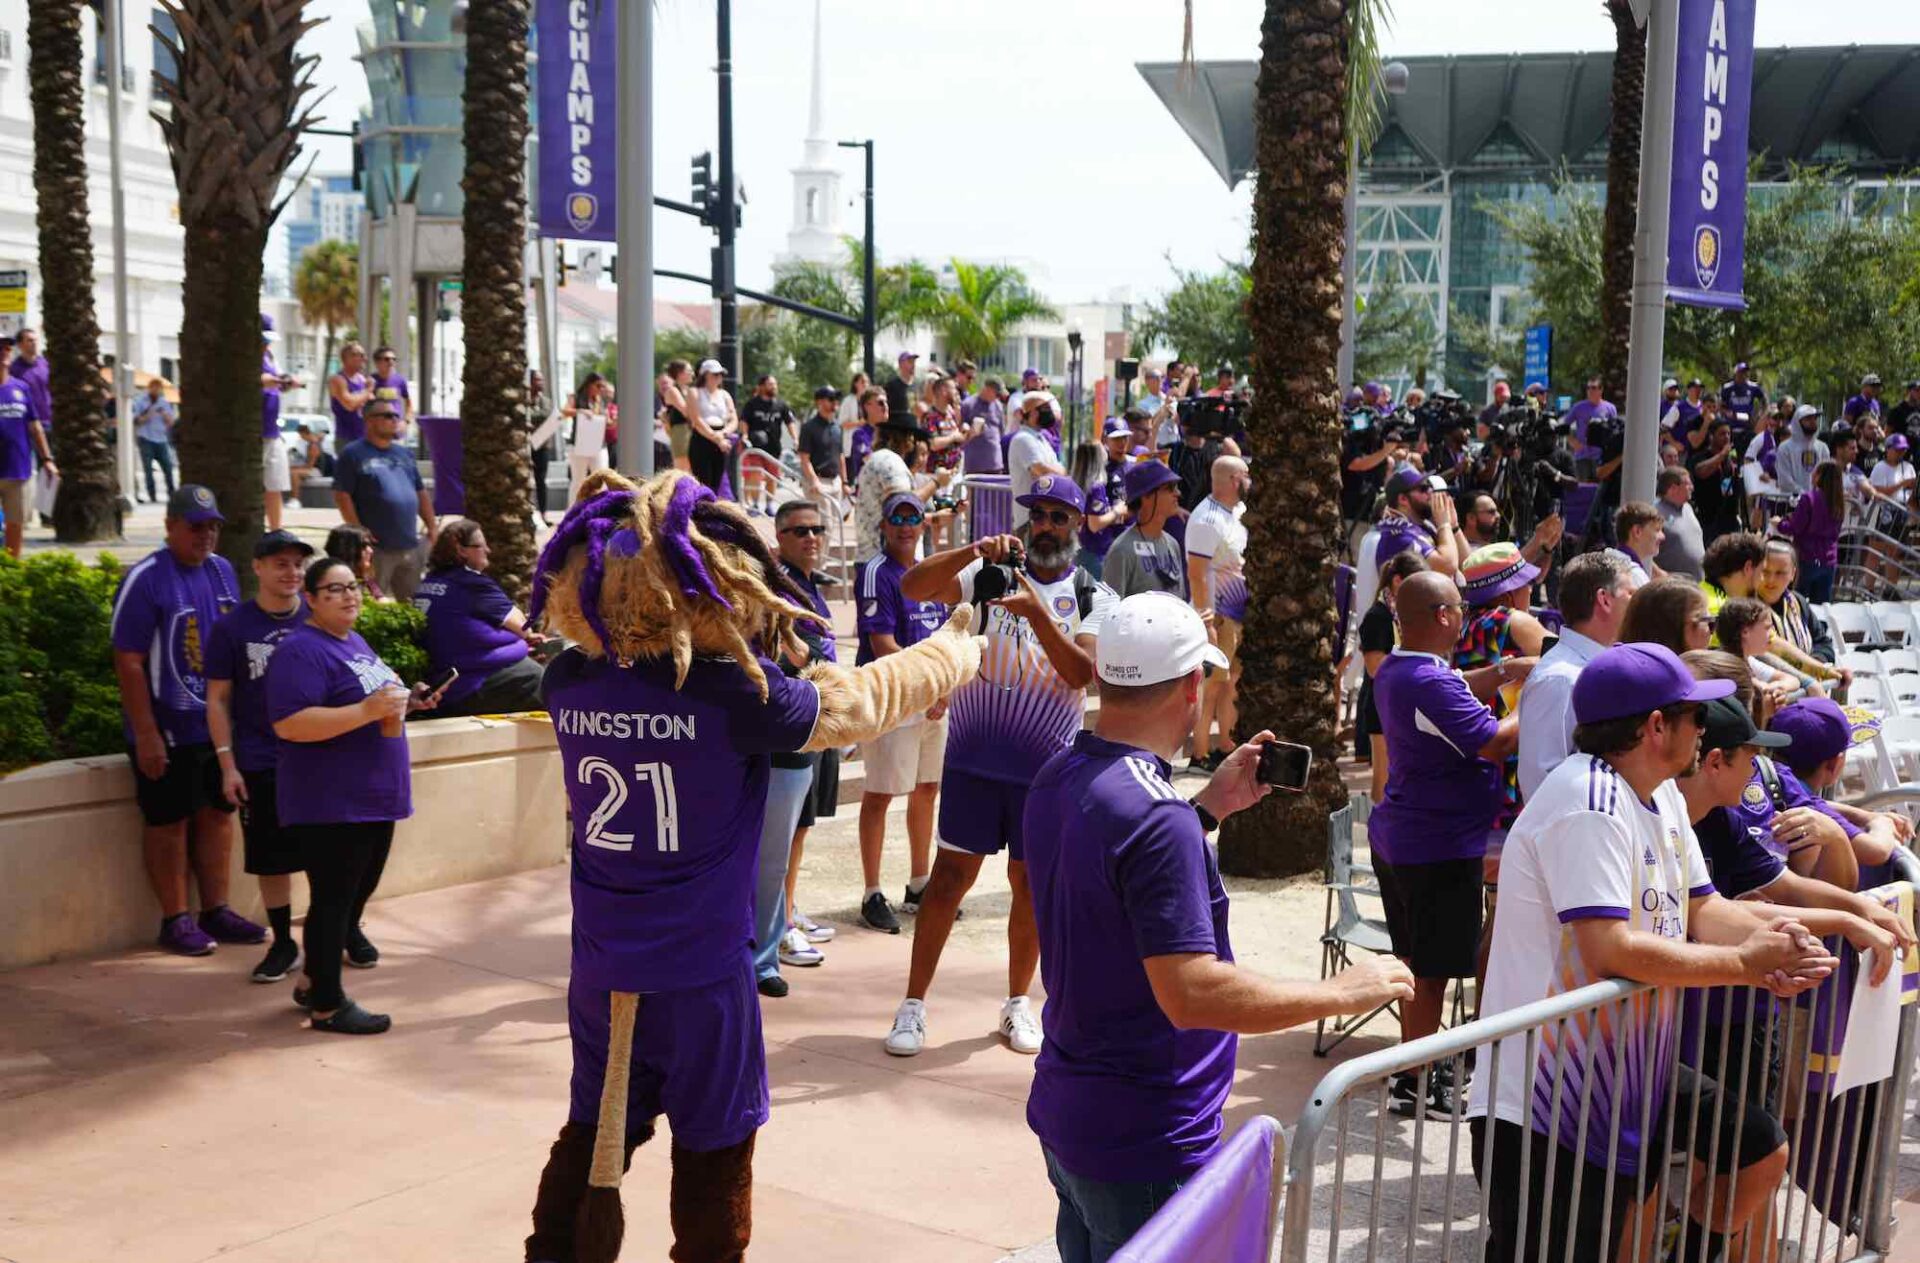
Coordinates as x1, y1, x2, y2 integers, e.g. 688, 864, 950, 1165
1665, 0, 1756, 310
536, 0, 617, 242
1110, 1116, 1280, 1263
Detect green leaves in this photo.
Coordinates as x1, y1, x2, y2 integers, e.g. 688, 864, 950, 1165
1133, 259, 1253, 376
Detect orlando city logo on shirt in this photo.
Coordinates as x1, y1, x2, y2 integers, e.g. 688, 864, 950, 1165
1741, 781, 1768, 808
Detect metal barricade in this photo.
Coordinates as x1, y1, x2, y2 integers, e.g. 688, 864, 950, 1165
1275, 847, 1920, 1263
964, 473, 1012, 544
1111, 1115, 1284, 1263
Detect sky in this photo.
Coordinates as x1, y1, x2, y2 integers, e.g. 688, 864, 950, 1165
296, 0, 1920, 308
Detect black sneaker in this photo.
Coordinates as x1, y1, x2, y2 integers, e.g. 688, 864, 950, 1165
1388, 1070, 1460, 1118
250, 940, 300, 984
902, 883, 925, 915
310, 1001, 391, 1035
757, 974, 789, 998
345, 927, 380, 969
862, 891, 900, 934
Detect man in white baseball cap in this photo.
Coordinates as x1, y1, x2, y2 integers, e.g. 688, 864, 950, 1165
1020, 591, 1414, 1257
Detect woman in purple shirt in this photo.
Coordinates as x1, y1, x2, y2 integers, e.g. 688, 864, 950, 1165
1771, 459, 1844, 604
414, 519, 544, 716
267, 558, 443, 1034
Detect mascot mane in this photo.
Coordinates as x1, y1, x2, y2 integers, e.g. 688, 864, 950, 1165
529, 471, 824, 698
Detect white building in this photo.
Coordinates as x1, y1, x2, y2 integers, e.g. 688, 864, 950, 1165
778, 0, 845, 268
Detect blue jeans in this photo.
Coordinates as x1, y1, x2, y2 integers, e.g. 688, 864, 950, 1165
1797, 560, 1835, 605
1042, 1145, 1187, 1263
137, 437, 175, 502
752, 765, 816, 980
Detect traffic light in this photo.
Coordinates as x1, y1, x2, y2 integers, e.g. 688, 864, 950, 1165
690, 151, 714, 227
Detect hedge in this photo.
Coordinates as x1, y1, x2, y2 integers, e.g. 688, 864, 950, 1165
0, 551, 427, 775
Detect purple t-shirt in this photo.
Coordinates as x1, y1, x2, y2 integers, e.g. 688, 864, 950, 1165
543, 649, 821, 993
1368, 649, 1502, 863
1844, 393, 1881, 425
203, 600, 309, 772
332, 372, 368, 448
846, 424, 875, 486
9, 356, 50, 430
779, 560, 838, 664
412, 566, 528, 708
1024, 733, 1235, 1183
960, 396, 1005, 472
109, 549, 243, 747
261, 353, 282, 439
855, 553, 947, 665
0, 377, 34, 481
1078, 461, 1127, 560
1565, 398, 1619, 457
266, 625, 412, 825
371, 372, 411, 417
1372, 513, 1436, 570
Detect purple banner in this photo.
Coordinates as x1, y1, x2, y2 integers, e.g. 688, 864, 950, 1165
536, 0, 616, 242
418, 414, 465, 518
1111, 1116, 1279, 1263
1665, 0, 1755, 310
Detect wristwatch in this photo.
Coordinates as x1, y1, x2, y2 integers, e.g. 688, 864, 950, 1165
1189, 799, 1220, 834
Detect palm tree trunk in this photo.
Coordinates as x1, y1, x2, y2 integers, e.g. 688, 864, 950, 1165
174, 219, 269, 558
1598, 0, 1646, 402
28, 1, 118, 542
1218, 0, 1352, 876
458, 0, 535, 605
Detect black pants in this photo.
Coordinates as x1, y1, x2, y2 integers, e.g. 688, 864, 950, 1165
689, 433, 728, 494
432, 656, 544, 718
530, 443, 552, 514
291, 821, 394, 1011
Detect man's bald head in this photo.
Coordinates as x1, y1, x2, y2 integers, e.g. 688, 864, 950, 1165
1396, 571, 1465, 654
1210, 455, 1249, 504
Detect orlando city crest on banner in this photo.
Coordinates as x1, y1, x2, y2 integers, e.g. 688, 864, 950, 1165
1665, 0, 1755, 309
536, 0, 617, 243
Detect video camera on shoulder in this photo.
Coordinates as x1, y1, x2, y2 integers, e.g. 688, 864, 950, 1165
1177, 393, 1244, 440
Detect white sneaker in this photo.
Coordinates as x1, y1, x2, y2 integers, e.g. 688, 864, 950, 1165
1000, 996, 1042, 1055
793, 912, 836, 943
779, 926, 824, 967
884, 998, 927, 1057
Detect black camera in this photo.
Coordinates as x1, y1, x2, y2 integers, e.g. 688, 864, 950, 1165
970, 541, 1027, 603
1177, 394, 1244, 439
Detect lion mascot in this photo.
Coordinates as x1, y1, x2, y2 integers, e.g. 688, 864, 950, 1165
522, 472, 981, 1263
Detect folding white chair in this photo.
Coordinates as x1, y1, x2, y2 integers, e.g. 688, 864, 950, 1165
1871, 602, 1915, 646
1826, 602, 1882, 647
1887, 671, 1920, 714
1881, 648, 1920, 676
1839, 649, 1885, 680
1875, 715, 1920, 782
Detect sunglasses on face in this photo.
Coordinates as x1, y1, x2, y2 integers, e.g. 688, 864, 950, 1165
886, 512, 924, 527
1431, 600, 1466, 615
1029, 508, 1077, 527
779, 524, 827, 538
1690, 613, 1714, 627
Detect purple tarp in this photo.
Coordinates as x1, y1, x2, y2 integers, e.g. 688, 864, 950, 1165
1112, 1115, 1281, 1263
418, 414, 464, 518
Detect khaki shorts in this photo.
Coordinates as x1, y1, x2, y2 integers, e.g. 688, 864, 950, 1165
0, 478, 23, 525
860, 716, 948, 796
263, 439, 291, 493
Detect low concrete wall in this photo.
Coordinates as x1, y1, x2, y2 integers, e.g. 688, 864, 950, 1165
0, 716, 566, 970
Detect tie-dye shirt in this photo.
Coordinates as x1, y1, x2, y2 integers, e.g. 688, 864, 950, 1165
1467, 754, 1715, 1175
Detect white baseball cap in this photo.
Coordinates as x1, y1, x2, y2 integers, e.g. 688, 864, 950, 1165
1097, 593, 1229, 688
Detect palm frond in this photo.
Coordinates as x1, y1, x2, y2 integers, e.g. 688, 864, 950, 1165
1346, 0, 1397, 154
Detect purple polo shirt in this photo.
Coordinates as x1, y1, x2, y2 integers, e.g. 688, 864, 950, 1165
412, 565, 529, 708
9, 355, 50, 430
203, 599, 309, 772
960, 396, 1005, 472
854, 553, 947, 665
332, 372, 368, 448
543, 648, 821, 993
1024, 732, 1236, 1183
109, 549, 243, 747
261, 353, 282, 439
0, 377, 34, 481
1077, 462, 1127, 560
1368, 649, 1502, 863
265, 624, 413, 824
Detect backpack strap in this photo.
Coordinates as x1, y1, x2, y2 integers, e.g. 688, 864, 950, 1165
1755, 754, 1788, 812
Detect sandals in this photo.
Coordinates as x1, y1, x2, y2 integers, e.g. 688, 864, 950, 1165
309, 1001, 392, 1035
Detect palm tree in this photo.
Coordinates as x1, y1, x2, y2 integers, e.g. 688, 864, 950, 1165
294, 238, 358, 379
1216, 0, 1391, 876
155, 0, 320, 575
1598, 0, 1647, 401
457, 0, 535, 604
919, 260, 1058, 365
27, 2, 116, 542
770, 238, 948, 351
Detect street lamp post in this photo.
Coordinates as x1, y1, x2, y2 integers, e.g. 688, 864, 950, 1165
615, 0, 655, 477
1336, 61, 1410, 393
838, 139, 876, 379
1066, 323, 1085, 447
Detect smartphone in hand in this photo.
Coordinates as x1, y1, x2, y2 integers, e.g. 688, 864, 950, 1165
1255, 740, 1313, 792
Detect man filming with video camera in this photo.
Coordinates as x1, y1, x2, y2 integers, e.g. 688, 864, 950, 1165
1169, 378, 1244, 513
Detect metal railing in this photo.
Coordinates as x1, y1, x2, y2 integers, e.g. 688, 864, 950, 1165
1275, 847, 1920, 1263
964, 473, 1012, 544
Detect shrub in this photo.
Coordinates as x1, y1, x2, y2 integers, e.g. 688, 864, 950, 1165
354, 599, 429, 687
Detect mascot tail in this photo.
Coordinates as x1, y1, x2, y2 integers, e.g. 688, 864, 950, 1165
576, 990, 640, 1263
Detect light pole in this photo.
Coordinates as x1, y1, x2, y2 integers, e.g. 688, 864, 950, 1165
1623, 0, 1679, 506
105, 0, 134, 510
615, 0, 655, 477
838, 138, 876, 379
1065, 322, 1085, 447
1336, 61, 1410, 393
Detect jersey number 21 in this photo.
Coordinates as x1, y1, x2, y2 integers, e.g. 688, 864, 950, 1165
577, 756, 680, 853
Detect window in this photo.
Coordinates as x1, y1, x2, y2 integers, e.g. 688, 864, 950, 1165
152, 7, 179, 95
804, 188, 819, 225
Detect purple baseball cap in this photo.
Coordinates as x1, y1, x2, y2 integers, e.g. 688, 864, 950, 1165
1890, 434, 1911, 452
1016, 473, 1086, 514
1103, 415, 1131, 438
1122, 459, 1181, 504
1572, 642, 1734, 725
881, 491, 925, 519
166, 483, 225, 524
1767, 697, 1853, 772
1022, 367, 1040, 382
1384, 467, 1433, 499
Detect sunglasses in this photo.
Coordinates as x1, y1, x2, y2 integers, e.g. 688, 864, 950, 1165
779, 524, 827, 538
1430, 600, 1467, 615
886, 512, 925, 527
1028, 508, 1078, 527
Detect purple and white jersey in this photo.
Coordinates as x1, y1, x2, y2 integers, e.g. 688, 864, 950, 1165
203, 599, 309, 772
110, 549, 243, 748
855, 553, 948, 667
413, 565, 529, 708
1185, 495, 1248, 623
544, 650, 821, 994
944, 559, 1115, 786
1468, 755, 1715, 1175
1371, 509, 1435, 570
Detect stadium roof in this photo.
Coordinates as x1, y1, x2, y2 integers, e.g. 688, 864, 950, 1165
1139, 45, 1920, 188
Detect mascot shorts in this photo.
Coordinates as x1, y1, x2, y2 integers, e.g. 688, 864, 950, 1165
568, 962, 770, 1153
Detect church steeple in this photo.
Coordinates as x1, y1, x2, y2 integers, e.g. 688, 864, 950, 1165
782, 0, 844, 266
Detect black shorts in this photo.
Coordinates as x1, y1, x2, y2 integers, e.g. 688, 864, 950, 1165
238, 769, 303, 876
127, 741, 234, 828
1374, 856, 1482, 979
1472, 1065, 1788, 1263
806, 747, 839, 825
